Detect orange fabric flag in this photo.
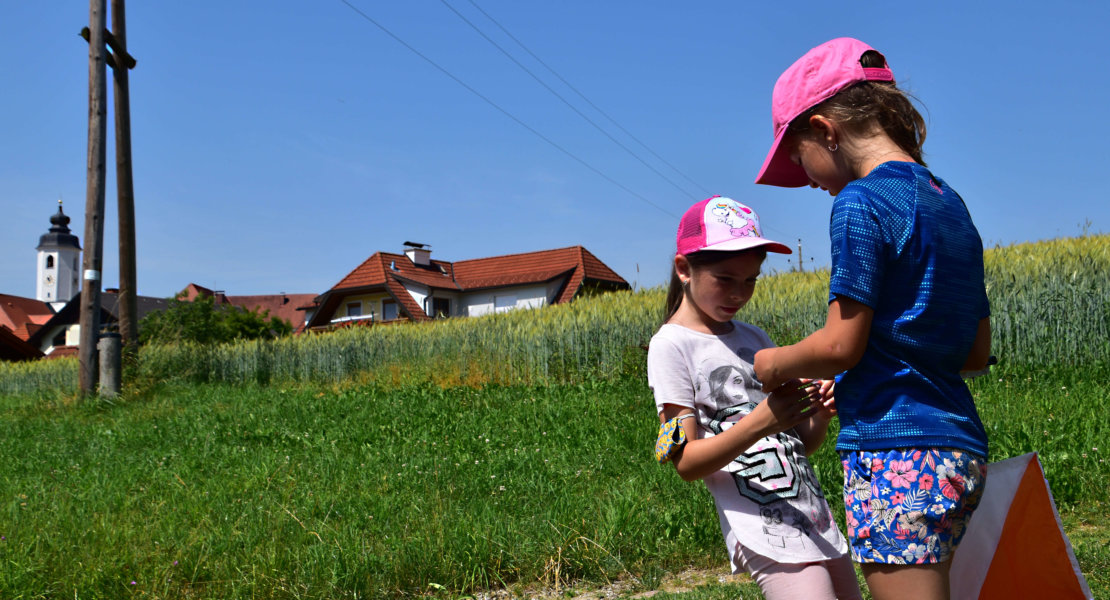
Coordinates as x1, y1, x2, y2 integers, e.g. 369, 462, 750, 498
949, 453, 1092, 599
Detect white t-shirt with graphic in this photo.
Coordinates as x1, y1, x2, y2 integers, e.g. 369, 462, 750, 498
647, 321, 848, 569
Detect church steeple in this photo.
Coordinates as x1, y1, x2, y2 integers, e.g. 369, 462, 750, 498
36, 199, 82, 307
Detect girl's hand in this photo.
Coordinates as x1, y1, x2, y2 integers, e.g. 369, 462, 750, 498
810, 378, 837, 420
752, 378, 823, 436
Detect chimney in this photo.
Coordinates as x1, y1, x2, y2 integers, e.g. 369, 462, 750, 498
403, 241, 431, 266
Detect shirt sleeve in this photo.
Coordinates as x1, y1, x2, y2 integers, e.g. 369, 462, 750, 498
828, 190, 885, 309
646, 334, 695, 414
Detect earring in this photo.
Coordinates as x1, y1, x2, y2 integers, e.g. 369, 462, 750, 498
827, 143, 838, 152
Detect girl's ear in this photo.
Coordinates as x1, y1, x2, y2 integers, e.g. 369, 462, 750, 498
808, 114, 839, 148
674, 254, 692, 284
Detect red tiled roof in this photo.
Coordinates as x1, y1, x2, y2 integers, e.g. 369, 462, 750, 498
223, 293, 318, 333
0, 294, 55, 342
308, 245, 629, 329
332, 253, 457, 292
178, 284, 317, 333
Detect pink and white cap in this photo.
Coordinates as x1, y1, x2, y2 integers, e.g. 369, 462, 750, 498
755, 37, 894, 188
676, 196, 791, 256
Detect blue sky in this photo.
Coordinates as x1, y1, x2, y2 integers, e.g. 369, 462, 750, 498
3, 2, 1107, 299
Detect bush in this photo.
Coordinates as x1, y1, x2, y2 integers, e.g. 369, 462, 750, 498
139, 295, 292, 345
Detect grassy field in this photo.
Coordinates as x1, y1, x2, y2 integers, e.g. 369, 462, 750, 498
1, 234, 1107, 598
0, 364, 1106, 599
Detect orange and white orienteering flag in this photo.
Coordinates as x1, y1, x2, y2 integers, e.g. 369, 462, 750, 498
949, 452, 1093, 599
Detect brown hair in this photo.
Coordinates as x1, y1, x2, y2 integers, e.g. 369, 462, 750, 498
788, 50, 928, 165
662, 248, 768, 324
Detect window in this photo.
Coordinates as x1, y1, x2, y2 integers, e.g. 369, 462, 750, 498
382, 300, 398, 321
45, 255, 54, 269
431, 297, 450, 318
346, 302, 362, 317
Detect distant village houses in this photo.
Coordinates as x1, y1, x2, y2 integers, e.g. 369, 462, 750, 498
306, 241, 629, 331
1, 206, 630, 361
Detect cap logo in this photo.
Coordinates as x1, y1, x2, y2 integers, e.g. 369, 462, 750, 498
708, 199, 759, 239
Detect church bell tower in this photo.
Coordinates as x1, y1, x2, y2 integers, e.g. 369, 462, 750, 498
36, 200, 82, 309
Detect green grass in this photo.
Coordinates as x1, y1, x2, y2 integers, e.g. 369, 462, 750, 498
1, 234, 1107, 598
1, 363, 1106, 599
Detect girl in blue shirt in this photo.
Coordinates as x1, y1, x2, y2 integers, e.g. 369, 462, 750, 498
752, 37, 992, 600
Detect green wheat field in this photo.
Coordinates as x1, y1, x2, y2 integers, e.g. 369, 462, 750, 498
1, 234, 1107, 599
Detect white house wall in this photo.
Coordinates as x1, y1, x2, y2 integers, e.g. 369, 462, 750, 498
464, 283, 552, 317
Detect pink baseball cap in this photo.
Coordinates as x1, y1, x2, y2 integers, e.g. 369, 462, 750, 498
754, 37, 894, 188
676, 196, 791, 256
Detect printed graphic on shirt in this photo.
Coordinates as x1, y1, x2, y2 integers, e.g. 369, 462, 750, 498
700, 359, 831, 550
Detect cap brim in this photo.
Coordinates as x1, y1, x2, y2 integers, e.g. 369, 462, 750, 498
754, 126, 811, 188
701, 237, 792, 255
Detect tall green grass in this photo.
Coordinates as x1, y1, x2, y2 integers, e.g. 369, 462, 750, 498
3, 234, 1106, 395
0, 367, 1105, 599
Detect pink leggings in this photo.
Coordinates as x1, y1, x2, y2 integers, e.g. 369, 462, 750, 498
736, 543, 863, 600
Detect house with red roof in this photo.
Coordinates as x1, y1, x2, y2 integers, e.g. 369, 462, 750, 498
0, 293, 54, 361
304, 242, 630, 330
179, 284, 317, 334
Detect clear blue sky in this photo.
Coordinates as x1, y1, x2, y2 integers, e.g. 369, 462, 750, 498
3, 2, 1107, 299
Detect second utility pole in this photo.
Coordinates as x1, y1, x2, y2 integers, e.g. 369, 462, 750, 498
112, 0, 138, 354
78, 0, 107, 395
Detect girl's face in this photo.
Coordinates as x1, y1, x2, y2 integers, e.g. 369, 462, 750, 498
789, 134, 850, 197
678, 252, 764, 330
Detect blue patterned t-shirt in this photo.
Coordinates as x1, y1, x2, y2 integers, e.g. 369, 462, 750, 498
828, 161, 989, 457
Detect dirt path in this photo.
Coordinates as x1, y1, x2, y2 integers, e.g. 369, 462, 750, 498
472, 567, 753, 599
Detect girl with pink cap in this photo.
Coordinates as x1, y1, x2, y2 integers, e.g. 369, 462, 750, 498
752, 38, 993, 600
648, 196, 862, 600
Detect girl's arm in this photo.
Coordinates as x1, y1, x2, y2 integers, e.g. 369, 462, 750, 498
661, 383, 820, 482
753, 297, 873, 392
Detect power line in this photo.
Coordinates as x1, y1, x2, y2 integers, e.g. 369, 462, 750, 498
465, 0, 713, 199
440, 0, 699, 202
338, 0, 676, 218
456, 2, 801, 244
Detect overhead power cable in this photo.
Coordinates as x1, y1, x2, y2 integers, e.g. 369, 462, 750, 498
338, 0, 676, 218
441, 0, 699, 202
465, 0, 713, 199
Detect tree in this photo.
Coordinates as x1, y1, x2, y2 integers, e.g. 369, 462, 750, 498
139, 295, 292, 345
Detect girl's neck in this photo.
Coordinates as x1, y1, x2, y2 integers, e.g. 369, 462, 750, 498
843, 132, 917, 179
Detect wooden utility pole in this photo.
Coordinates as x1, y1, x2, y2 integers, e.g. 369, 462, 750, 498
112, 0, 138, 353
78, 0, 108, 394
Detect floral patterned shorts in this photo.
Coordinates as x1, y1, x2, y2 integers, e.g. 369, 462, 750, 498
840, 448, 987, 564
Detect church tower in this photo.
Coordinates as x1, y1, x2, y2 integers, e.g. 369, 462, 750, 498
36, 200, 82, 309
